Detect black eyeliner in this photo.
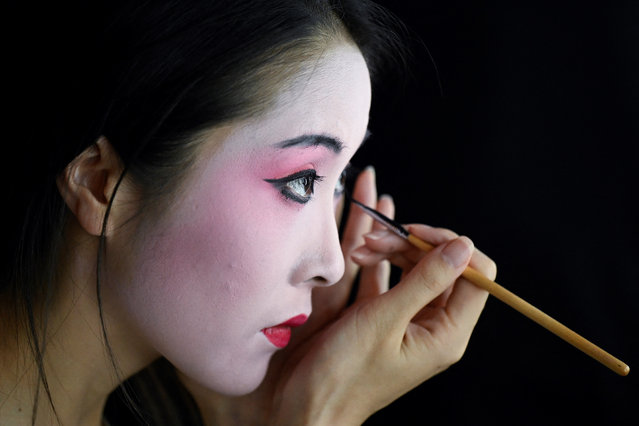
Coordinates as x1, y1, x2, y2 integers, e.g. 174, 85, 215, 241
264, 169, 318, 184
264, 169, 324, 204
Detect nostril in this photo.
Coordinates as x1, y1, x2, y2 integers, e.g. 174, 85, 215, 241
312, 276, 330, 286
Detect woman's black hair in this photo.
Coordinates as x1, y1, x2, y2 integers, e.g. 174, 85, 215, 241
3, 0, 407, 424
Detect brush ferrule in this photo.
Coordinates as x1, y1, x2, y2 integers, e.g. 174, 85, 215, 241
350, 198, 409, 239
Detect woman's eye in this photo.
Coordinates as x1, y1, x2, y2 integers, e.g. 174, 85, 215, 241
287, 175, 314, 199
334, 168, 347, 198
264, 169, 324, 204
334, 163, 356, 198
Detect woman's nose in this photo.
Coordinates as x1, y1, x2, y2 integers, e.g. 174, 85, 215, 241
293, 208, 345, 287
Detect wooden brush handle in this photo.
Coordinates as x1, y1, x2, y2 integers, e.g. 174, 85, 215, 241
406, 234, 629, 376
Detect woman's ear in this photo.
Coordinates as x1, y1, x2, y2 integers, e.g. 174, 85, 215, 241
57, 136, 125, 236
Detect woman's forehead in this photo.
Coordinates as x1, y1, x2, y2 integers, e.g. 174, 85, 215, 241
186, 44, 371, 177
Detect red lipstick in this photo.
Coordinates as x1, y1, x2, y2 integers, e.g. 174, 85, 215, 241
262, 314, 308, 348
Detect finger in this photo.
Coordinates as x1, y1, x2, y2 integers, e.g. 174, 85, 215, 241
340, 166, 377, 274
361, 225, 460, 265
353, 238, 429, 276
351, 244, 417, 272
363, 229, 413, 257
357, 195, 395, 300
371, 194, 395, 231
351, 238, 423, 271
353, 224, 467, 281
363, 226, 496, 287
311, 166, 377, 318
428, 284, 454, 309
351, 245, 388, 265
380, 237, 474, 328
468, 247, 498, 281
405, 224, 459, 245
442, 278, 489, 340
356, 260, 392, 302
426, 246, 497, 308
441, 246, 496, 332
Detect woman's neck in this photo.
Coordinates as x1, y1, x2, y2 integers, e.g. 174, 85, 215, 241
0, 226, 157, 426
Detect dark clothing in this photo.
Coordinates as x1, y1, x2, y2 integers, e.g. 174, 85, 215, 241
104, 358, 204, 426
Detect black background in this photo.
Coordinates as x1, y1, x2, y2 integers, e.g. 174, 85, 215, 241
6, 2, 636, 425
352, 1, 638, 425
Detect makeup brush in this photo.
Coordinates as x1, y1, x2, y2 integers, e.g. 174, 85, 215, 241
349, 197, 629, 376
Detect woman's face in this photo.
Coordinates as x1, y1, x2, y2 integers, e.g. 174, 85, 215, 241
106, 44, 371, 395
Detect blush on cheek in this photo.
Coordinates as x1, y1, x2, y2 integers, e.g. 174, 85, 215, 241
121, 219, 275, 393
112, 148, 325, 394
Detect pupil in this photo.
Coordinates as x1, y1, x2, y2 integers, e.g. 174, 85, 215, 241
289, 176, 312, 197
302, 177, 311, 194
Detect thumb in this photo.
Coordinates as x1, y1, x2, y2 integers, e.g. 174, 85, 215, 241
381, 237, 474, 326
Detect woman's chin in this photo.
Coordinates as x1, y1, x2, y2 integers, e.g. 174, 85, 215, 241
178, 356, 272, 397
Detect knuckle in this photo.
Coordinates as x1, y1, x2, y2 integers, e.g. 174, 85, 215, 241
412, 257, 452, 298
435, 227, 458, 240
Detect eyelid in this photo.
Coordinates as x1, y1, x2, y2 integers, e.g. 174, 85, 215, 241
264, 169, 321, 185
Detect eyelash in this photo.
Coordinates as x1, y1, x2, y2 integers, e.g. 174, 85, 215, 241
264, 164, 356, 205
264, 169, 324, 204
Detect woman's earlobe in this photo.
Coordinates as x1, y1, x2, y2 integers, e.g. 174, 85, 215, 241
56, 136, 124, 236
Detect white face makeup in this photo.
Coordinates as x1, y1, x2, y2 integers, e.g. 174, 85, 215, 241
105, 43, 371, 395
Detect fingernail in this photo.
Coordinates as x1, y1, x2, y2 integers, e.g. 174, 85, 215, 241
350, 250, 365, 260
441, 237, 473, 268
364, 230, 389, 240
379, 193, 393, 202
365, 165, 376, 179
350, 247, 370, 260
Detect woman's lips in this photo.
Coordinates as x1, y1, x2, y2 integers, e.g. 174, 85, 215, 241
262, 314, 308, 348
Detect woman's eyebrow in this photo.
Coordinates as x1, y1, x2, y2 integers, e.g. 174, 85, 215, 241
274, 134, 344, 153
273, 130, 372, 153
